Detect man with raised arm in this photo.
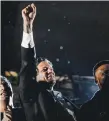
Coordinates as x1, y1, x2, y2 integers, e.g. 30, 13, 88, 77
19, 3, 77, 121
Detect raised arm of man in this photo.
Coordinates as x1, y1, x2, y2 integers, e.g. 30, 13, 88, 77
19, 4, 38, 121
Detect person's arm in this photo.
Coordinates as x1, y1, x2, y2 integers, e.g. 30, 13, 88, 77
19, 3, 37, 103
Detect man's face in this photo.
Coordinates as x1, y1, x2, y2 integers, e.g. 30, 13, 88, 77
95, 64, 109, 89
0, 79, 9, 101
36, 61, 56, 83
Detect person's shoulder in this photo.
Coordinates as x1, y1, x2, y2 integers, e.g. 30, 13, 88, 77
12, 108, 26, 121
80, 90, 100, 112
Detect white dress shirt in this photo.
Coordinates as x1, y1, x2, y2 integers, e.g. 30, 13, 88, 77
21, 32, 35, 48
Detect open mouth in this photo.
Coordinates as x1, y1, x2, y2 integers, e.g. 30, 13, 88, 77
47, 74, 55, 81
47, 74, 53, 79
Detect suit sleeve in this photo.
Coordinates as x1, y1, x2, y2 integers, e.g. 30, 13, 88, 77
19, 32, 37, 103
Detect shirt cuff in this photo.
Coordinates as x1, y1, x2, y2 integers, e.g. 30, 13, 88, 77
21, 32, 35, 48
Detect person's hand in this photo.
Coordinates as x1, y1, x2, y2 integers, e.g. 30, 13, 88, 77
22, 3, 36, 33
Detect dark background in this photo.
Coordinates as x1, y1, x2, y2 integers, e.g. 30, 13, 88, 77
2, 1, 109, 76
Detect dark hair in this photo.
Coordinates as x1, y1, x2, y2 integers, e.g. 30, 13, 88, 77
0, 76, 12, 97
93, 60, 109, 76
0, 76, 14, 107
36, 57, 53, 72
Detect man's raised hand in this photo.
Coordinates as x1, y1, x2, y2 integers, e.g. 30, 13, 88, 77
22, 3, 36, 33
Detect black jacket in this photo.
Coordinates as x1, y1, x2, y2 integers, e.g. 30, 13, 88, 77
77, 90, 109, 121
1, 108, 26, 121
19, 47, 76, 121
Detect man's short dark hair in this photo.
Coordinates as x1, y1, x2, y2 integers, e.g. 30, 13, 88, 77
93, 60, 109, 76
36, 57, 53, 72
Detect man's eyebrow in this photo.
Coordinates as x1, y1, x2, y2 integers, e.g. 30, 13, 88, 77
41, 67, 47, 70
43, 66, 47, 68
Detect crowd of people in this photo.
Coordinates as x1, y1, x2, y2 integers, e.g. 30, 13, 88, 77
1, 3, 109, 121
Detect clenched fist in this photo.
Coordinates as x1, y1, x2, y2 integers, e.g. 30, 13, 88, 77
22, 3, 36, 33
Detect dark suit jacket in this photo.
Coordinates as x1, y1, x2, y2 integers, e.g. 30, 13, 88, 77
77, 90, 109, 121
19, 47, 75, 121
